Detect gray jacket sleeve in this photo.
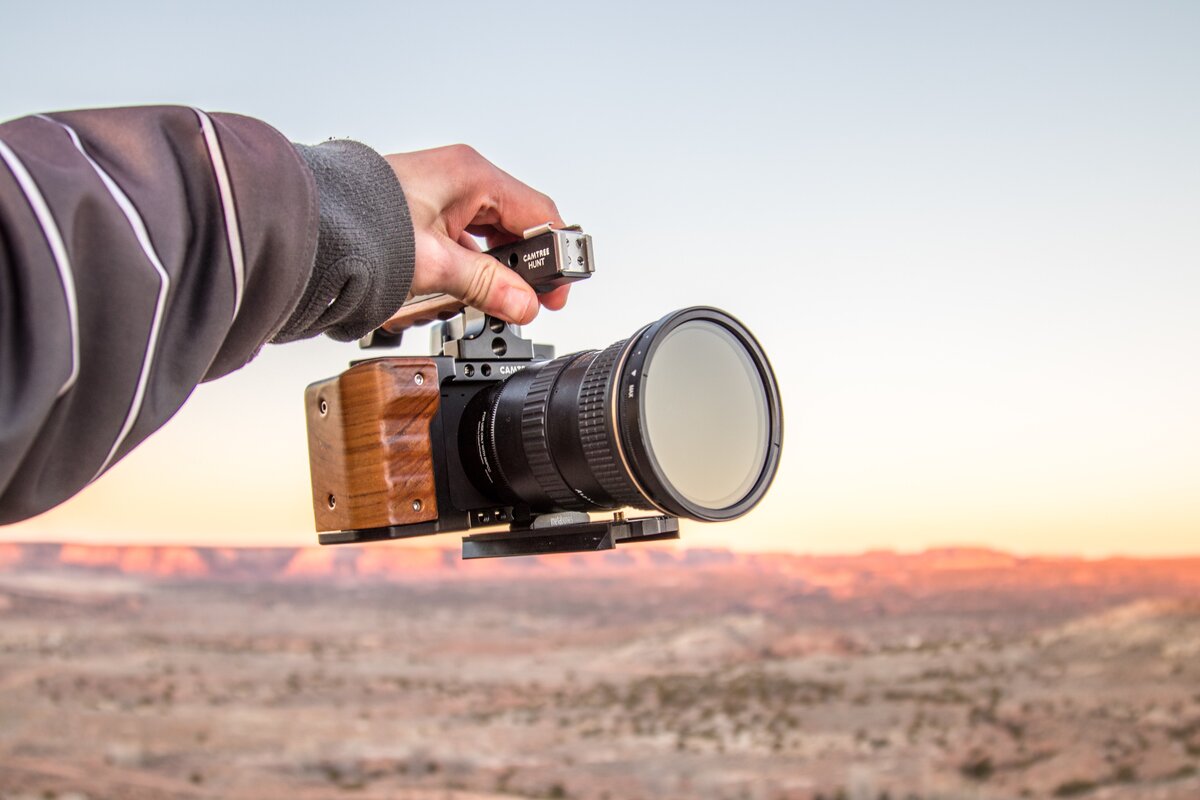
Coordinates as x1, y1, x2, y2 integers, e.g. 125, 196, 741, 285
0, 106, 414, 524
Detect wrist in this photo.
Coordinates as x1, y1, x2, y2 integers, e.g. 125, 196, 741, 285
274, 139, 415, 343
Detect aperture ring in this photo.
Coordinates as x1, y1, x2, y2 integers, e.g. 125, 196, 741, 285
520, 356, 587, 510
578, 340, 646, 508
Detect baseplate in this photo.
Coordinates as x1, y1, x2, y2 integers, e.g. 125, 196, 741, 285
461, 515, 680, 560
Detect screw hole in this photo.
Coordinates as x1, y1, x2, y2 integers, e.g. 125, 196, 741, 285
414, 372, 425, 386
508, 252, 519, 268
492, 338, 508, 357
463, 364, 475, 377
481, 364, 492, 377
488, 318, 505, 334
318, 398, 328, 416
327, 494, 336, 510
412, 499, 423, 512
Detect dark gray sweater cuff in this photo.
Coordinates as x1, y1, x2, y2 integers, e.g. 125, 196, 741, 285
274, 140, 414, 343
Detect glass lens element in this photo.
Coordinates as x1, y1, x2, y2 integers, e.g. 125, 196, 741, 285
641, 321, 770, 509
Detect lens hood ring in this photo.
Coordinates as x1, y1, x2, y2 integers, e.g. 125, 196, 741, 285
615, 307, 783, 521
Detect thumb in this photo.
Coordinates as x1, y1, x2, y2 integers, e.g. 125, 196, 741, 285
445, 241, 539, 324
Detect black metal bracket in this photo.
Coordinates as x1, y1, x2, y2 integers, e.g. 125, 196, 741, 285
461, 515, 680, 560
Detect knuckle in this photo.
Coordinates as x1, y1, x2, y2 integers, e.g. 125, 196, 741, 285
462, 255, 497, 308
448, 143, 481, 164
535, 191, 562, 222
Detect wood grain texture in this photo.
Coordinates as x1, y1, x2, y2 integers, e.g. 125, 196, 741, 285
305, 358, 440, 532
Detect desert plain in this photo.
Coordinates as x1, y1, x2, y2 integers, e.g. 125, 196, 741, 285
1, 541, 1199, 800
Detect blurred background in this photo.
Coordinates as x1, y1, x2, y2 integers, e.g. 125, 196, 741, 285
2, 0, 1198, 556
3, 4, 1200, 800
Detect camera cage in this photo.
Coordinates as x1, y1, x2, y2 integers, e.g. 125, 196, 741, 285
310, 302, 681, 560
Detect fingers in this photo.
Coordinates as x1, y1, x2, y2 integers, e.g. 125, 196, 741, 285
443, 239, 540, 324
389, 145, 573, 322
442, 145, 565, 239
485, 171, 566, 240
538, 285, 571, 311
455, 228, 568, 313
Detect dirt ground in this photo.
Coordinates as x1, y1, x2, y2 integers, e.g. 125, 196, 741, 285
2, 554, 1199, 800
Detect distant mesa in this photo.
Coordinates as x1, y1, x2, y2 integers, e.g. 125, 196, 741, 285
59, 543, 209, 577
0, 542, 21, 569
0, 542, 1198, 596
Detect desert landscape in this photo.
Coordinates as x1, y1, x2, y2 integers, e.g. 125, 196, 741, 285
2, 540, 1199, 800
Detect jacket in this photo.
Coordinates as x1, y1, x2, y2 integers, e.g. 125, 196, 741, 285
0, 106, 414, 523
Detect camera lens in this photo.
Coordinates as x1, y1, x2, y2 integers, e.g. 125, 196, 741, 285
459, 307, 782, 521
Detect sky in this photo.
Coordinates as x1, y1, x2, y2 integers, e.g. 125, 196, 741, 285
1, 1, 1198, 556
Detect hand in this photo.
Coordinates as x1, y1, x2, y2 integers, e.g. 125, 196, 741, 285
385, 145, 570, 325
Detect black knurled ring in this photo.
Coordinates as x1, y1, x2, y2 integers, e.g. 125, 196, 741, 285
520, 355, 587, 509
578, 340, 645, 508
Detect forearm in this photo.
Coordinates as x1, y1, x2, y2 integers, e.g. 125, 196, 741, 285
0, 106, 413, 523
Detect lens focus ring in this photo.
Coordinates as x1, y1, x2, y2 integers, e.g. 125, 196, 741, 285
520, 356, 586, 510
577, 340, 645, 508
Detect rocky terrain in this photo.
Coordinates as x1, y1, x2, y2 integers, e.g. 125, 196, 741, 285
1, 542, 1199, 800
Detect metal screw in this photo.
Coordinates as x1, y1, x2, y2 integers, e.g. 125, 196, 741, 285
412, 499, 423, 512
318, 398, 328, 416
327, 494, 336, 509
414, 372, 425, 385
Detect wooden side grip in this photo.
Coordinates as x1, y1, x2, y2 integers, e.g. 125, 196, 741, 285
305, 358, 440, 533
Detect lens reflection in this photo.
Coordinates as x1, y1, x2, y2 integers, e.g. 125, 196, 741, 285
641, 321, 770, 509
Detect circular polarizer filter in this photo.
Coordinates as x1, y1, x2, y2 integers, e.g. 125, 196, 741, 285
616, 307, 783, 521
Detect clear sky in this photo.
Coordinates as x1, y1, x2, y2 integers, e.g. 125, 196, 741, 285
2, 1, 1197, 556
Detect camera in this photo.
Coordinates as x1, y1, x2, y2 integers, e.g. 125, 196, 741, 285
304, 226, 783, 559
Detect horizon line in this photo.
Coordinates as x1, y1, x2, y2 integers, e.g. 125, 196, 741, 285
5, 538, 1200, 564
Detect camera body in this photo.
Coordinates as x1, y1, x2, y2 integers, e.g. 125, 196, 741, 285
305, 226, 782, 559
306, 321, 546, 540
306, 227, 684, 558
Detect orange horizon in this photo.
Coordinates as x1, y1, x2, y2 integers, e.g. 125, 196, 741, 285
4, 537, 1200, 563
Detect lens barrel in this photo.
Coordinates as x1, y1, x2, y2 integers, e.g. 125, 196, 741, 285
459, 307, 782, 521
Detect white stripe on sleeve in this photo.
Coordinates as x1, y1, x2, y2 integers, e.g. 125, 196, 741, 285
33, 116, 173, 480
192, 108, 246, 319
0, 136, 81, 397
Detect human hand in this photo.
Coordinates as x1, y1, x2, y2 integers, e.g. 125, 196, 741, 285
385, 145, 570, 325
